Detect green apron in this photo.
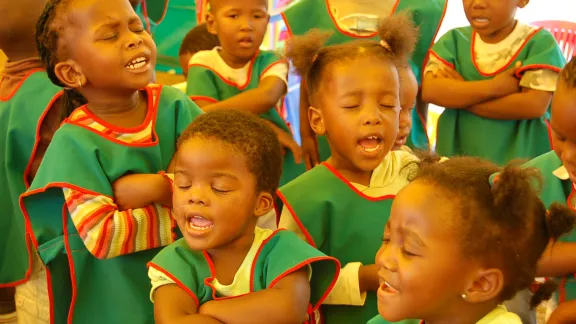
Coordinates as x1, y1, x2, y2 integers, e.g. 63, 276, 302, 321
149, 229, 340, 323
186, 50, 305, 186
21, 85, 203, 324
432, 27, 566, 165
282, 0, 448, 152
522, 151, 576, 303
278, 163, 419, 324
0, 70, 60, 286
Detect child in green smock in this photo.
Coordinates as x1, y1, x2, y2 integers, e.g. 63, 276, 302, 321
370, 157, 575, 324
423, 0, 565, 166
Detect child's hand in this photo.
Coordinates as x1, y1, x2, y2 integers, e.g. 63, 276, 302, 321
548, 300, 576, 324
300, 133, 320, 170
112, 174, 171, 210
359, 264, 380, 293
491, 61, 522, 97
262, 120, 303, 165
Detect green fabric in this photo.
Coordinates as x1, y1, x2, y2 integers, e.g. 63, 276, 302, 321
521, 151, 576, 302
0, 71, 60, 285
186, 50, 306, 186
279, 164, 418, 324
22, 86, 203, 324
433, 27, 566, 165
150, 230, 339, 309
368, 315, 394, 324
283, 0, 447, 152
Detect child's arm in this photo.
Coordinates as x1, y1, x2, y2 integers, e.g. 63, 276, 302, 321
261, 120, 302, 164
112, 173, 173, 210
198, 268, 310, 324
197, 75, 287, 115
154, 285, 223, 324
422, 63, 521, 108
547, 300, 576, 324
64, 174, 175, 259
537, 241, 576, 277
466, 87, 552, 120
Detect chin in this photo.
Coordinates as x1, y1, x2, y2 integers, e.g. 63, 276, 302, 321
377, 307, 406, 323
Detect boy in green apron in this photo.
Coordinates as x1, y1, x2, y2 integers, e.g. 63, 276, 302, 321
423, 0, 566, 166
0, 0, 62, 322
370, 157, 574, 324
186, 0, 304, 187
278, 14, 425, 324
149, 110, 339, 324
525, 58, 576, 311
282, 0, 447, 168
21, 0, 203, 323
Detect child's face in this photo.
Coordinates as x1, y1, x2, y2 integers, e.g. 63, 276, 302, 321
375, 181, 478, 321
57, 0, 156, 91
179, 53, 192, 79
312, 56, 400, 173
551, 81, 576, 184
394, 68, 418, 150
462, 0, 527, 43
0, 0, 46, 49
207, 0, 269, 63
173, 137, 270, 252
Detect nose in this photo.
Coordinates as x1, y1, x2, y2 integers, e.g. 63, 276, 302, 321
125, 34, 143, 50
362, 104, 383, 126
240, 16, 255, 31
471, 0, 487, 9
187, 186, 208, 206
375, 244, 398, 272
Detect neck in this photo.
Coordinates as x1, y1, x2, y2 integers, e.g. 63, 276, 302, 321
218, 48, 251, 69
479, 20, 517, 44
81, 88, 142, 118
426, 302, 499, 324
208, 232, 255, 264
327, 156, 373, 186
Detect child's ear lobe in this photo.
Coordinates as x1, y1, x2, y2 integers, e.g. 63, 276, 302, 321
206, 13, 218, 35
309, 106, 326, 136
463, 268, 504, 303
518, 0, 529, 8
54, 60, 86, 89
254, 192, 274, 217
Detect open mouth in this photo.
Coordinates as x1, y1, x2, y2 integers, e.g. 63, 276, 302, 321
358, 135, 384, 154
238, 37, 254, 48
124, 53, 151, 73
381, 281, 400, 294
186, 215, 214, 233
472, 17, 490, 28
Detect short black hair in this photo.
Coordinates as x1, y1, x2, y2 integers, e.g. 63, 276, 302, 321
177, 110, 283, 195
415, 157, 576, 308
178, 23, 220, 57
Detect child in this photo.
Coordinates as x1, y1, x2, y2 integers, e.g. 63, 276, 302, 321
282, 0, 448, 168
186, 0, 305, 187
0, 0, 62, 322
370, 157, 575, 324
20, 0, 203, 322
148, 110, 339, 324
278, 14, 425, 324
523, 57, 576, 308
178, 23, 220, 80
423, 0, 566, 166
394, 66, 418, 152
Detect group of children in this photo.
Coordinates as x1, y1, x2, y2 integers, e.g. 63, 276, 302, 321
1, 0, 576, 324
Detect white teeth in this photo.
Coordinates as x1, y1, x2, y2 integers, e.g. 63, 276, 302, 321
126, 61, 147, 70
367, 136, 377, 140
475, 18, 489, 22
362, 144, 380, 153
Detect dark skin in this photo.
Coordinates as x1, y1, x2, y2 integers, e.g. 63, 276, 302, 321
548, 300, 576, 324
0, 0, 46, 61
154, 138, 311, 324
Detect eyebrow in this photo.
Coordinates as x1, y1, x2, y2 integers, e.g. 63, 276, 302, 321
95, 17, 141, 31
174, 170, 239, 181
402, 229, 426, 248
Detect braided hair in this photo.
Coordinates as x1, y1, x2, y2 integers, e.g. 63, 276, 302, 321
36, 0, 87, 120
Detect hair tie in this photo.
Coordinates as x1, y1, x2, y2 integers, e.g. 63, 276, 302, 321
380, 40, 392, 52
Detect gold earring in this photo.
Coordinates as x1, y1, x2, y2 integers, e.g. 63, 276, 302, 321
78, 79, 83, 88
461, 294, 467, 300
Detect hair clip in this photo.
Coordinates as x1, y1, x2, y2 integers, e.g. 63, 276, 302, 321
380, 40, 392, 52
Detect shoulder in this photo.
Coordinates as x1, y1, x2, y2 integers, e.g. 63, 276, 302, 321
388, 150, 422, 182
523, 151, 562, 170
189, 48, 220, 68
279, 165, 331, 195
152, 238, 202, 265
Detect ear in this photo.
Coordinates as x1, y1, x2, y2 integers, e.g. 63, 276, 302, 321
463, 268, 504, 303
308, 106, 326, 136
206, 12, 217, 35
518, 0, 529, 8
54, 60, 86, 89
254, 192, 274, 217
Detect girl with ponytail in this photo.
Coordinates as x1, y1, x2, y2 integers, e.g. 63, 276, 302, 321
373, 157, 575, 323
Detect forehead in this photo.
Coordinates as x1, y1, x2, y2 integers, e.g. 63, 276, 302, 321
177, 137, 249, 172
65, 0, 137, 27
323, 56, 399, 94
551, 83, 576, 137
211, 0, 267, 12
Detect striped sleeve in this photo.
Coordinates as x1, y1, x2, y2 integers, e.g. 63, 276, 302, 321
63, 188, 176, 259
